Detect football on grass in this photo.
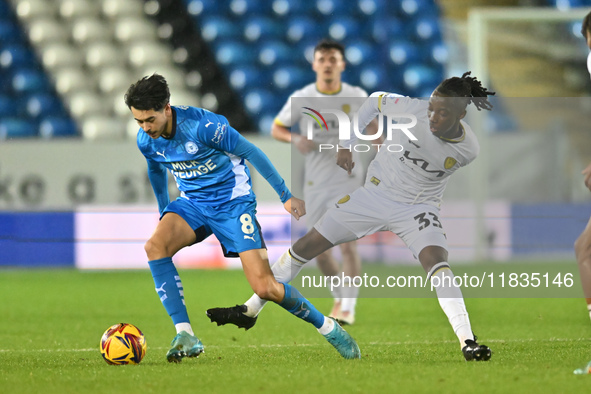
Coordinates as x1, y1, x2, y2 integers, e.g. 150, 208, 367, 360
99, 323, 146, 365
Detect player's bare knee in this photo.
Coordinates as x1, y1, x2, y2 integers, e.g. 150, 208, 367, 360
144, 237, 167, 260
418, 245, 448, 273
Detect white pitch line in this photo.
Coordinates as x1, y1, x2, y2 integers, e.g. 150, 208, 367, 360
0, 337, 589, 353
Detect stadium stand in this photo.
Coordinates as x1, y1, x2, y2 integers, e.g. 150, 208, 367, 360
182, 0, 446, 133
4, 0, 548, 137
0, 0, 76, 138
4, 0, 203, 139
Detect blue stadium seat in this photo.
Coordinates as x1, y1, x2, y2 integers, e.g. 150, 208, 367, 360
25, 93, 65, 119
429, 41, 448, 66
272, 66, 310, 91
297, 39, 321, 64
397, 0, 437, 19
258, 41, 293, 66
244, 88, 277, 116
344, 40, 377, 67
229, 0, 270, 17
39, 117, 79, 138
0, 20, 23, 44
243, 17, 282, 42
0, 118, 37, 139
229, 66, 269, 91
10, 69, 49, 94
185, 0, 225, 17
402, 65, 440, 96
358, 64, 391, 92
199, 17, 241, 42
257, 112, 276, 134
315, 0, 351, 16
214, 40, 255, 66
411, 16, 442, 43
0, 0, 11, 18
371, 17, 404, 44
286, 17, 325, 44
388, 41, 421, 67
357, 0, 385, 17
0, 94, 12, 117
271, 0, 316, 17
0, 45, 36, 71
328, 17, 362, 42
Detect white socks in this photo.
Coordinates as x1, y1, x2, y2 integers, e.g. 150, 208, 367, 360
244, 249, 308, 317
175, 322, 194, 336
340, 285, 359, 314
428, 262, 474, 347
587, 304, 591, 321
317, 316, 335, 335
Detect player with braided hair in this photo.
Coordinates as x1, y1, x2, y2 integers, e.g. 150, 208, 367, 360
435, 71, 495, 111
208, 72, 494, 361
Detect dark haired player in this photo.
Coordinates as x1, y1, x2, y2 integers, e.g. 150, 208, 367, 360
124, 73, 361, 362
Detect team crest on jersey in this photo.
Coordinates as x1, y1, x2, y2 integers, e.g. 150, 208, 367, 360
341, 104, 350, 114
337, 195, 350, 204
185, 141, 198, 154
177, 105, 189, 110
444, 157, 457, 169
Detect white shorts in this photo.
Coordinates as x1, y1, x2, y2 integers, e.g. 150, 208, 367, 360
303, 176, 363, 229
314, 186, 448, 258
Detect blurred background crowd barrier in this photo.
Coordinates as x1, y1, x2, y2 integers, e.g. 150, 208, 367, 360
1, 0, 591, 268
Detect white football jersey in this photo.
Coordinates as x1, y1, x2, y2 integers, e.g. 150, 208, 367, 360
587, 51, 591, 78
348, 92, 479, 207
274, 82, 368, 189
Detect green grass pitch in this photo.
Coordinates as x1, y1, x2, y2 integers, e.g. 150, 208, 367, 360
2, 266, 591, 393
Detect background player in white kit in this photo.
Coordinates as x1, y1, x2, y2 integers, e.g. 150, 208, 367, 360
575, 11, 591, 322
208, 72, 495, 361
268, 39, 373, 324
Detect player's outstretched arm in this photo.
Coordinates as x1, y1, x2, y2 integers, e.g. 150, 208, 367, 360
284, 196, 306, 220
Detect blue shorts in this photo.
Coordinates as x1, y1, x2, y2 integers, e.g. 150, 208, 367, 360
163, 196, 266, 257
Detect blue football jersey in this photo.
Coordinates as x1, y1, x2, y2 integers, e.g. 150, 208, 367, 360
137, 106, 256, 206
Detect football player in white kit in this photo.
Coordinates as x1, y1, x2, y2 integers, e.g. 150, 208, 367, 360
269, 40, 373, 324
575, 11, 591, 322
208, 72, 495, 361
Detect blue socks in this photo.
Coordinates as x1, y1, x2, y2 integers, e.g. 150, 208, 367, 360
148, 260, 324, 330
279, 283, 325, 329
148, 257, 190, 325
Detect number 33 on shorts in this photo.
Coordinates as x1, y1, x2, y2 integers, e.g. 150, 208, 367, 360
413, 212, 443, 231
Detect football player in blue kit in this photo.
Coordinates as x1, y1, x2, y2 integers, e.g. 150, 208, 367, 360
124, 74, 360, 362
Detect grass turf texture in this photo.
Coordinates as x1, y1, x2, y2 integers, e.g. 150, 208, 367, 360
2, 266, 591, 393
